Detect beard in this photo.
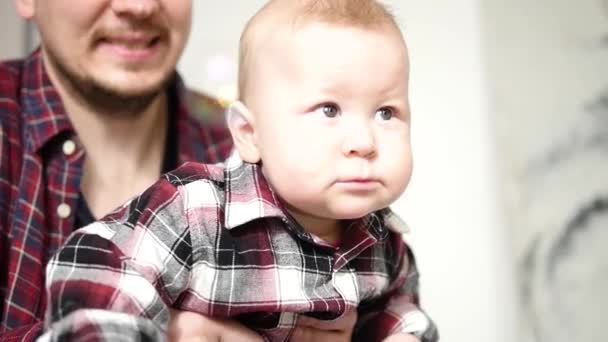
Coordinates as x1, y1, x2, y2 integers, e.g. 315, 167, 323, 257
45, 48, 174, 117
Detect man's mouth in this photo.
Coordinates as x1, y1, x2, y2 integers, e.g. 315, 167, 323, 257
102, 32, 160, 47
97, 32, 163, 61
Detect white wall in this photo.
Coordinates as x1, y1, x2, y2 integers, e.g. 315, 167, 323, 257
180, 1, 520, 341
483, 0, 608, 341
0, 2, 26, 60
393, 2, 520, 341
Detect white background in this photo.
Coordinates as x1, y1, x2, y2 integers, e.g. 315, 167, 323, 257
0, 2, 26, 60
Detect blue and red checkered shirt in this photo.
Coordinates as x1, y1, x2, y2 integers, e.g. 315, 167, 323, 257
0, 49, 233, 341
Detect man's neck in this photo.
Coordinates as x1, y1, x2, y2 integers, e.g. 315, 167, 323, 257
45, 58, 169, 218
71, 91, 169, 217
76, 96, 169, 218
62, 91, 168, 171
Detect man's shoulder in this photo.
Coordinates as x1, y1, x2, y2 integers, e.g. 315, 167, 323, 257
0, 59, 25, 223
0, 58, 23, 77
182, 89, 230, 136
179, 88, 233, 162
0, 59, 24, 116
0, 59, 25, 148
160, 161, 227, 214
163, 161, 226, 191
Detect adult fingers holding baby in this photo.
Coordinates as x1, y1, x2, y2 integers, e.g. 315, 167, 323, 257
168, 309, 264, 342
290, 310, 357, 342
168, 309, 357, 342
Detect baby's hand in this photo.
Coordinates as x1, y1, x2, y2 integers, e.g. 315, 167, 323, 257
383, 333, 421, 342
168, 309, 264, 342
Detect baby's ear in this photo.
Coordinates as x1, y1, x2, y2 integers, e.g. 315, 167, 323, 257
226, 101, 260, 163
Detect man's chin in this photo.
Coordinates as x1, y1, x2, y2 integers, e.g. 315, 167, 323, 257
75, 73, 174, 114
91, 86, 162, 115
44, 48, 174, 114
103, 84, 163, 98
98, 74, 169, 97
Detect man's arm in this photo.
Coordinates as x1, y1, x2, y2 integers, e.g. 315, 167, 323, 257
0, 323, 45, 342
39, 178, 193, 341
0, 64, 42, 341
355, 241, 438, 342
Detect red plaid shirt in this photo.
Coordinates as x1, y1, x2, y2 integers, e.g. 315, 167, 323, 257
40, 154, 438, 342
0, 50, 233, 341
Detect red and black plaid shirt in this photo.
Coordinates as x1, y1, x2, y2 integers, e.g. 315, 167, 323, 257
41, 154, 437, 342
0, 49, 233, 341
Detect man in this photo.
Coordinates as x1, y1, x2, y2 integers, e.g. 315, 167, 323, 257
0, 0, 354, 340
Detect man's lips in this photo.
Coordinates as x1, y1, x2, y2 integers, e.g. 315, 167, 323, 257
97, 33, 162, 61
101, 33, 159, 47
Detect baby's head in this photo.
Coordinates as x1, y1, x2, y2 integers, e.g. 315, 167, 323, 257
228, 0, 412, 234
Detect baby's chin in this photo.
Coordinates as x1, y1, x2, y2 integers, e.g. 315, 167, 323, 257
328, 203, 387, 220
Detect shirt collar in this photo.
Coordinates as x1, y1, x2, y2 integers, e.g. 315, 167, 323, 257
20, 48, 192, 156
222, 152, 410, 238
222, 152, 287, 230
21, 48, 73, 152
377, 207, 410, 234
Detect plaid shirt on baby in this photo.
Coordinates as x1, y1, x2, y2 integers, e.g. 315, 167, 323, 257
40, 154, 438, 342
0, 49, 232, 341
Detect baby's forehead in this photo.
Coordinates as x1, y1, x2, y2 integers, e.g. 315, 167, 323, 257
249, 22, 409, 84
241, 0, 404, 50
238, 0, 407, 102
255, 21, 405, 63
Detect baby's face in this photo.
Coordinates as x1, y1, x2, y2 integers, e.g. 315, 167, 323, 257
248, 22, 412, 229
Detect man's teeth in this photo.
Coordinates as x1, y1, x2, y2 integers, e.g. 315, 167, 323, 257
112, 40, 154, 49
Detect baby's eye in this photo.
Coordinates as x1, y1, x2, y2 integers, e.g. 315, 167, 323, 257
375, 107, 394, 121
319, 104, 339, 118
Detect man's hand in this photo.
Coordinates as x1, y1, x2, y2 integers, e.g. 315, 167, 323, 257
168, 309, 264, 342
383, 333, 421, 342
290, 310, 357, 342
168, 309, 358, 342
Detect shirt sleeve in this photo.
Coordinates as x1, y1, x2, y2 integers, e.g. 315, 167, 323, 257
355, 238, 439, 342
0, 322, 44, 342
38, 178, 193, 341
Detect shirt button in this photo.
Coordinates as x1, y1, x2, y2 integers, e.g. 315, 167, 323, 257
57, 203, 72, 219
62, 139, 76, 156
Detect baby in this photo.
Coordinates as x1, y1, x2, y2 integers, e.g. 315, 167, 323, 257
40, 0, 438, 341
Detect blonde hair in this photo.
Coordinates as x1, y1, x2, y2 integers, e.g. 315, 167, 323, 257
237, 0, 401, 103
